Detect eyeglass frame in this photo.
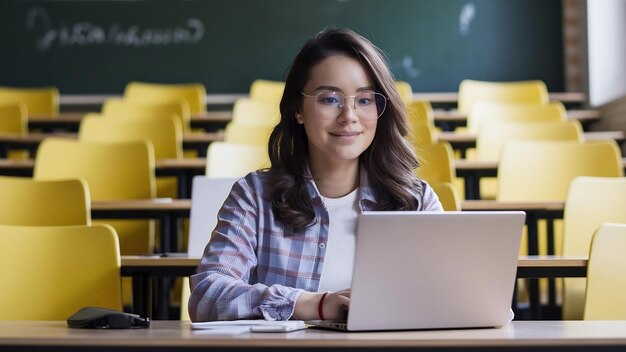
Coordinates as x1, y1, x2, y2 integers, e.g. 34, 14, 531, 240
300, 90, 389, 120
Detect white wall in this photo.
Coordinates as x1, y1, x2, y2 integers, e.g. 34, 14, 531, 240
587, 0, 626, 106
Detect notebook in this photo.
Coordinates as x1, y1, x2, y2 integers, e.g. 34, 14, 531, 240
308, 211, 525, 331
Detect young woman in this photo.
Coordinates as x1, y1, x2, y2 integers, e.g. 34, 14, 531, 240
189, 28, 443, 322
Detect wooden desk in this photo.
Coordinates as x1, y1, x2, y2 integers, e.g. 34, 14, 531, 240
437, 130, 626, 158
0, 132, 222, 158
121, 255, 588, 281
433, 108, 599, 131
30, 107, 598, 133
92, 199, 191, 253
413, 91, 586, 105
456, 158, 626, 200
57, 93, 247, 109
4, 320, 626, 351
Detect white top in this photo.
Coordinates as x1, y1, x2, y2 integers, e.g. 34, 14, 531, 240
317, 188, 359, 293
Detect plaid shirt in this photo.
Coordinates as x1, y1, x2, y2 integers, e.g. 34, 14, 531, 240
189, 170, 443, 321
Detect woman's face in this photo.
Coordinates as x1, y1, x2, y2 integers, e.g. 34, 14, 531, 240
297, 54, 378, 167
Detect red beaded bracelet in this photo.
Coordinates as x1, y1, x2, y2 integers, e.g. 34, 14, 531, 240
318, 292, 329, 320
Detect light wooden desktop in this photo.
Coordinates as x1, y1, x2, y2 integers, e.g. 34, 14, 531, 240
2, 320, 626, 351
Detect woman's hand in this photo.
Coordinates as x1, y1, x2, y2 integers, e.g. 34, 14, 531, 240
321, 289, 350, 320
294, 289, 351, 320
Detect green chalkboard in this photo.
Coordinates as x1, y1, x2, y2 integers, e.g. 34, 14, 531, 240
0, 0, 564, 94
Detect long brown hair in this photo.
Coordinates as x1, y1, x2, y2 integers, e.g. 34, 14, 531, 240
267, 28, 421, 229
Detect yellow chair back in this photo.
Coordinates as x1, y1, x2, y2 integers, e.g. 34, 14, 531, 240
224, 122, 273, 147
206, 142, 270, 177
562, 177, 626, 319
458, 80, 549, 115
102, 98, 191, 132
583, 223, 626, 320
0, 101, 27, 134
0, 86, 59, 116
249, 79, 285, 105
124, 81, 206, 114
79, 113, 183, 160
467, 102, 565, 134
0, 176, 90, 226
395, 81, 413, 104
431, 182, 461, 211
34, 138, 156, 254
476, 120, 582, 162
415, 142, 456, 184
407, 123, 435, 148
497, 141, 624, 202
406, 100, 435, 127
231, 98, 280, 126
79, 114, 182, 198
0, 224, 122, 320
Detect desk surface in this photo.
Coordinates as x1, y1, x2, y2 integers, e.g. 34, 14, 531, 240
437, 130, 625, 144
56, 92, 586, 106
120, 255, 588, 270
2, 320, 626, 350
30, 106, 597, 125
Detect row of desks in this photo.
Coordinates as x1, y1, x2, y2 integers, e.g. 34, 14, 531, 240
2, 155, 624, 200
121, 255, 588, 280
1, 129, 622, 163
4, 320, 626, 351
0, 198, 566, 258
27, 107, 601, 132
121, 254, 587, 319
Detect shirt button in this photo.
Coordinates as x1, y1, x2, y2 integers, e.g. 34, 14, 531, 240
319, 242, 326, 249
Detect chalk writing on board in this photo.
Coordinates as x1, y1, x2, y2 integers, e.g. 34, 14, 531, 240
25, 7, 205, 52
459, 2, 475, 36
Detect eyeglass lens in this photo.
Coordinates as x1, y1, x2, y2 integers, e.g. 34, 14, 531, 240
313, 91, 386, 119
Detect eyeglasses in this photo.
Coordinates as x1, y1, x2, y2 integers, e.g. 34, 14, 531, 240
301, 90, 388, 120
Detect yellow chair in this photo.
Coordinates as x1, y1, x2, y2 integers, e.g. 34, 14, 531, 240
431, 182, 461, 211
497, 141, 624, 202
34, 138, 157, 254
407, 123, 435, 148
406, 100, 435, 127
249, 79, 285, 105
223, 122, 273, 147
79, 113, 183, 160
0, 101, 29, 159
231, 98, 280, 126
414, 142, 456, 185
467, 102, 565, 134
476, 120, 582, 162
206, 142, 270, 177
79, 113, 182, 198
562, 177, 626, 320
406, 100, 437, 147
498, 141, 623, 309
395, 81, 413, 104
0, 101, 27, 134
0, 224, 122, 320
583, 223, 626, 320
124, 82, 206, 114
474, 120, 582, 200
0, 86, 59, 117
0, 176, 90, 226
458, 80, 549, 115
102, 98, 191, 133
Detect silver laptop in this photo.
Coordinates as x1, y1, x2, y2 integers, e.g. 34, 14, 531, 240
309, 211, 525, 331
